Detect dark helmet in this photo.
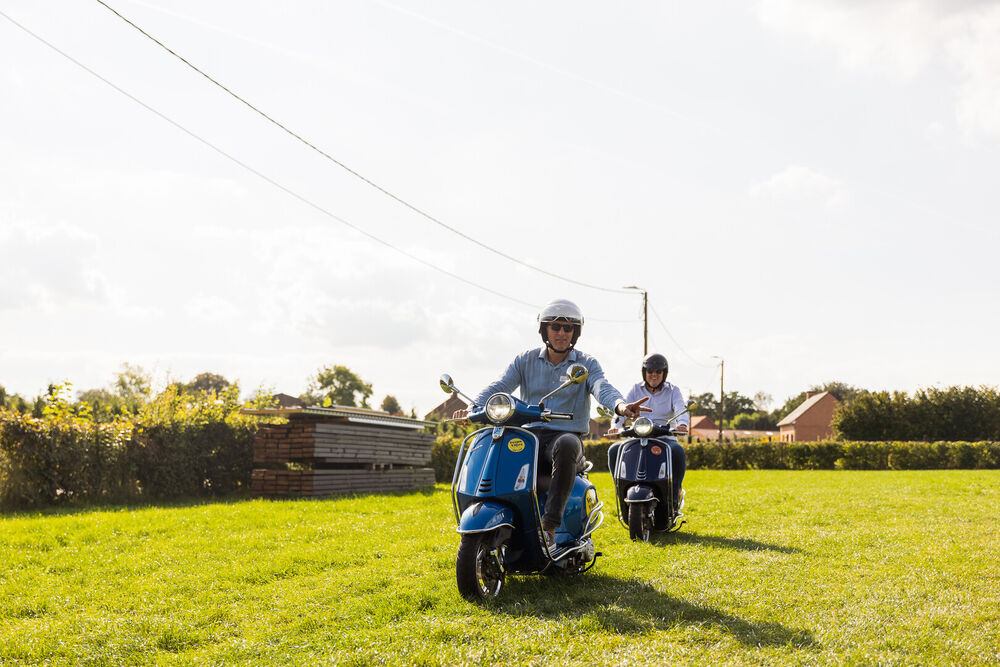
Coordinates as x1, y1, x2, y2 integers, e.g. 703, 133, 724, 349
641, 353, 669, 387
537, 299, 583, 351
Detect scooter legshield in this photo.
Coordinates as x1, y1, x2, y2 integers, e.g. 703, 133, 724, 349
458, 501, 515, 533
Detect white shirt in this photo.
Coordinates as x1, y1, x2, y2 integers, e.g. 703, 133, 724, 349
612, 381, 689, 429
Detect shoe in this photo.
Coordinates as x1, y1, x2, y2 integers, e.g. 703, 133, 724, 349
542, 526, 557, 552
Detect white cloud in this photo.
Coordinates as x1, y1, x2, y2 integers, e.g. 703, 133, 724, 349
0, 222, 108, 309
756, 0, 1000, 138
749, 164, 849, 208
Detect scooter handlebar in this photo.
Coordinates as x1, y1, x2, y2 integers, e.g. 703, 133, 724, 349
545, 412, 573, 420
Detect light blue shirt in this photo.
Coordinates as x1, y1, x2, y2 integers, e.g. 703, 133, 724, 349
612, 381, 689, 429
475, 347, 626, 434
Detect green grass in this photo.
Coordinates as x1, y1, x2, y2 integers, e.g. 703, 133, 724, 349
2, 471, 998, 665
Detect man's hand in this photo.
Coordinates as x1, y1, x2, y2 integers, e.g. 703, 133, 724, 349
619, 396, 652, 420
673, 423, 689, 434
607, 427, 621, 437
451, 408, 469, 424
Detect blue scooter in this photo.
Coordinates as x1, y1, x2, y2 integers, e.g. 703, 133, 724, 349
439, 365, 604, 601
607, 402, 695, 542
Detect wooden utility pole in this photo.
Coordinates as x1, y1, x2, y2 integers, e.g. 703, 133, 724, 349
624, 286, 648, 356
641, 289, 648, 356
718, 358, 725, 443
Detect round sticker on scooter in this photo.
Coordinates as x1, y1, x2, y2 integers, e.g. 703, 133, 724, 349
507, 438, 525, 453
650, 445, 663, 455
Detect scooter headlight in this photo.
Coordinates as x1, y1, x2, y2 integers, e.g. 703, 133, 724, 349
633, 417, 654, 437
485, 393, 515, 423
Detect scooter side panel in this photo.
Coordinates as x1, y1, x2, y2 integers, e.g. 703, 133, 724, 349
558, 476, 599, 540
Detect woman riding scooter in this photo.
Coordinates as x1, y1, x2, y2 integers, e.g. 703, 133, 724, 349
611, 353, 688, 507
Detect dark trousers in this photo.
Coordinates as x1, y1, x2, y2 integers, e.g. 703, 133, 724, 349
533, 429, 585, 530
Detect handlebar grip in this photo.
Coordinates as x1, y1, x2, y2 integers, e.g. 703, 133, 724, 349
547, 412, 573, 420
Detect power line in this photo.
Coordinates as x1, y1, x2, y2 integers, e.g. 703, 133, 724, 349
92, 0, 632, 295
0, 9, 540, 310
648, 303, 716, 369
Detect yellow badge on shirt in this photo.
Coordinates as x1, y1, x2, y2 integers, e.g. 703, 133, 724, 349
507, 438, 525, 453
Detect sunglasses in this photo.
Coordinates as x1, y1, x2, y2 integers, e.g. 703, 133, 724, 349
547, 322, 575, 333
644, 368, 664, 375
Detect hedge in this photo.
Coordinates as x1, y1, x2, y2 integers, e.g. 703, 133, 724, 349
0, 409, 258, 509
429, 436, 1000, 482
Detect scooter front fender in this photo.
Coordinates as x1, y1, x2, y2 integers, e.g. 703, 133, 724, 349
457, 501, 516, 534
625, 485, 657, 504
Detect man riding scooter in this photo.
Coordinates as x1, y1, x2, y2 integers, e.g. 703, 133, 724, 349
610, 353, 689, 508
453, 299, 650, 550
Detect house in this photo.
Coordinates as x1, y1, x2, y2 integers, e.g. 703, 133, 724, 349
588, 418, 612, 440
690, 415, 718, 439
777, 391, 840, 442
424, 392, 467, 421
273, 393, 303, 409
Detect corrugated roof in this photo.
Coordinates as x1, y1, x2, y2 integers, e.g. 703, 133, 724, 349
240, 405, 434, 430
776, 391, 831, 426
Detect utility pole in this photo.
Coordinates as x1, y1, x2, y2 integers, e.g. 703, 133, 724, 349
718, 358, 725, 443
712, 356, 724, 443
623, 286, 648, 356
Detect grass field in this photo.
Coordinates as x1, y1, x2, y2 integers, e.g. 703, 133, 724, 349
2, 470, 998, 665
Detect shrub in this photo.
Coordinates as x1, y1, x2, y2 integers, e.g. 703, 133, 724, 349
0, 383, 275, 509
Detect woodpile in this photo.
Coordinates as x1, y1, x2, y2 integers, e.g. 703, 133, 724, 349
252, 468, 436, 497
244, 406, 437, 499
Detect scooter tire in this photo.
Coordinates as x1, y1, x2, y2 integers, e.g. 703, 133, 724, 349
628, 504, 651, 542
456, 533, 506, 601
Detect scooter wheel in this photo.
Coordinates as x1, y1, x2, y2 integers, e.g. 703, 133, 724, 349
456, 533, 506, 601
628, 504, 651, 542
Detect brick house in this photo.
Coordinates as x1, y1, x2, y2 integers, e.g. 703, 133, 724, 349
690, 415, 718, 439
424, 393, 467, 421
777, 391, 840, 442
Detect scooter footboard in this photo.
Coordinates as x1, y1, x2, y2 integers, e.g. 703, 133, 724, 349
457, 501, 516, 534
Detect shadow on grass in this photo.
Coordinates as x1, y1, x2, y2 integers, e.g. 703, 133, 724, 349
653, 531, 804, 554
495, 573, 816, 648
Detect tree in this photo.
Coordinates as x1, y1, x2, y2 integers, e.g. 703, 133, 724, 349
752, 391, 773, 413
77, 387, 123, 422
689, 391, 756, 425
114, 363, 152, 414
380, 395, 402, 415
301, 365, 373, 408
184, 372, 231, 395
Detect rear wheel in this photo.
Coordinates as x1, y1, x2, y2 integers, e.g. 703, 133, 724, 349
628, 503, 651, 542
456, 533, 506, 601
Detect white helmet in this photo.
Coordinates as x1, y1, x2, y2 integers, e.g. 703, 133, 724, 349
537, 299, 584, 350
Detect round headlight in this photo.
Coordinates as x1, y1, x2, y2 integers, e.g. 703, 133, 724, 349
485, 393, 515, 423
633, 417, 653, 437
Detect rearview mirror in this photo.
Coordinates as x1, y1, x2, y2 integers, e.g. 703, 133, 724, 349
440, 374, 456, 394
568, 364, 588, 384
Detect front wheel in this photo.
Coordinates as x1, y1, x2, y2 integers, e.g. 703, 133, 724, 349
456, 533, 506, 601
628, 503, 651, 542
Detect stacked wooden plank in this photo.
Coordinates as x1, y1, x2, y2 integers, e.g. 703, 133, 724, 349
254, 420, 432, 467
248, 407, 436, 499
252, 468, 436, 497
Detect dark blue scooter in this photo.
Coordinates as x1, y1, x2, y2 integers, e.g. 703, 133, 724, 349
607, 404, 694, 542
439, 365, 604, 601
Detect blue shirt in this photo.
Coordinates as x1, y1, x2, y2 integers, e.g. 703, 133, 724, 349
612, 381, 689, 429
475, 347, 626, 434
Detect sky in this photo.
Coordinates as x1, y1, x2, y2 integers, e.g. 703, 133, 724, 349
1, 0, 998, 416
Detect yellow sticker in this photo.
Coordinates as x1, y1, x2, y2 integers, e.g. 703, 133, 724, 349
585, 488, 597, 515
507, 438, 525, 453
